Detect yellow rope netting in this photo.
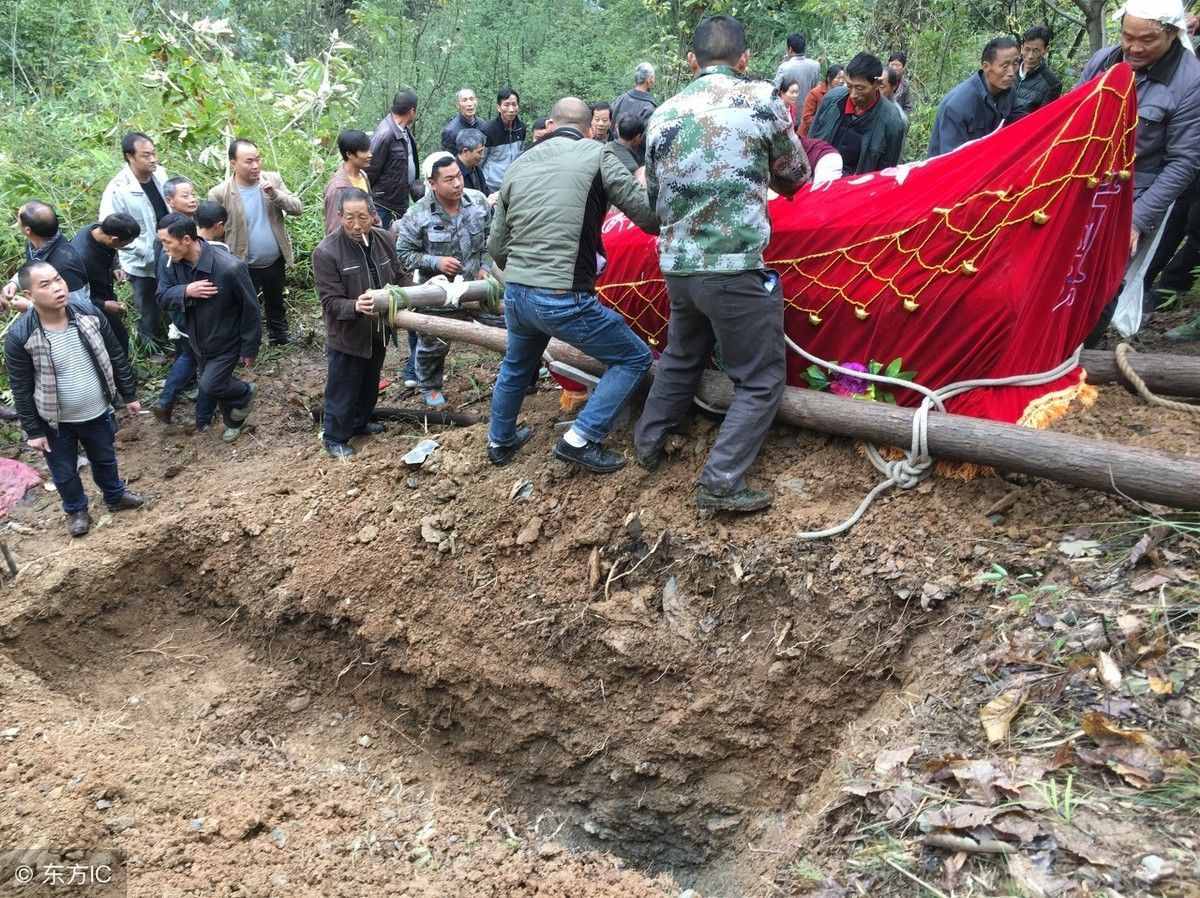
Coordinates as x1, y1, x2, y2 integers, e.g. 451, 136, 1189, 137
598, 69, 1136, 334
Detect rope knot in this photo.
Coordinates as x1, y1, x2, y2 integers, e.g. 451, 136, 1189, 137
886, 456, 932, 490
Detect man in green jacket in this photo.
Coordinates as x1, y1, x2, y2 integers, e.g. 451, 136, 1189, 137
486, 96, 659, 474
810, 52, 907, 174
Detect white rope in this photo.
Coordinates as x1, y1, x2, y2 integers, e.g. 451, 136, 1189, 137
784, 335, 1084, 538
423, 274, 471, 309
543, 334, 1081, 539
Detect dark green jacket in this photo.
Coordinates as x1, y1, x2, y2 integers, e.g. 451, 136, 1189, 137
810, 86, 907, 174
488, 128, 658, 291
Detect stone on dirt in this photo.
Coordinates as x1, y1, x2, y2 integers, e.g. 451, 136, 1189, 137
516, 516, 543, 546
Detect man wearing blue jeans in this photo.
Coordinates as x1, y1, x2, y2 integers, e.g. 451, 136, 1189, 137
485, 96, 659, 472
5, 262, 144, 537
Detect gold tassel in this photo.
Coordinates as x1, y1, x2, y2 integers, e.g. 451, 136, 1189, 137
854, 306, 869, 320
903, 299, 919, 312
808, 312, 822, 326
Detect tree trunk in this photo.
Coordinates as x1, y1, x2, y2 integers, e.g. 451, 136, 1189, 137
389, 311, 1200, 511
1085, 0, 1106, 52
1081, 348, 1200, 397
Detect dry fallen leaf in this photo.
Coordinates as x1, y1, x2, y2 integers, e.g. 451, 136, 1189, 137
1148, 675, 1175, 695
874, 745, 917, 778
1132, 571, 1171, 593
1080, 711, 1156, 746
1046, 820, 1117, 867
981, 689, 1026, 744
1006, 852, 1070, 897
992, 812, 1041, 844
1095, 651, 1122, 691
1074, 743, 1187, 789
1126, 532, 1154, 568
922, 803, 1005, 830
943, 850, 968, 891
949, 758, 1001, 804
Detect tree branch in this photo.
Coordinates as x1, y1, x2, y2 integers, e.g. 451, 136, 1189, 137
1044, 0, 1087, 27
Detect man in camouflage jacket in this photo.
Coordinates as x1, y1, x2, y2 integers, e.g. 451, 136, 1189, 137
634, 14, 810, 514
395, 151, 492, 406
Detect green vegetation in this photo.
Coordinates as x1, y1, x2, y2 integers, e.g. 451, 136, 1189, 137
0, 0, 1118, 279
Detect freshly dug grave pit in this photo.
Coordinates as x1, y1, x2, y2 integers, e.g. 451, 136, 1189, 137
2, 502, 910, 893
3, 347, 1195, 895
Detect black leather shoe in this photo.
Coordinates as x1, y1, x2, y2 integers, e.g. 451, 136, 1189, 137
354, 422, 386, 436
151, 403, 172, 424
553, 438, 625, 474
324, 440, 355, 459
487, 426, 533, 467
108, 491, 145, 512
696, 485, 772, 513
66, 510, 91, 537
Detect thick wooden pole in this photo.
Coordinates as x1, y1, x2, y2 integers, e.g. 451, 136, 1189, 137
390, 312, 1200, 510
364, 279, 498, 314
1080, 348, 1200, 398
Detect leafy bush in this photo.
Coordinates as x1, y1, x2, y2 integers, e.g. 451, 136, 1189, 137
0, 1, 362, 284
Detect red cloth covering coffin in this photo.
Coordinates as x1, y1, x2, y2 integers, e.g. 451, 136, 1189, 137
593, 64, 1137, 426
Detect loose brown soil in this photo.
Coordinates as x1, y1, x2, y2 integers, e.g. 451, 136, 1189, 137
1, 312, 1197, 897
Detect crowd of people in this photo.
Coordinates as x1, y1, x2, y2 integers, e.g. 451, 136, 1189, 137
5, 0, 1200, 535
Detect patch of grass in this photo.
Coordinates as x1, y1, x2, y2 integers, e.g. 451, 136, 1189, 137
1132, 763, 1200, 815
1031, 773, 1076, 823
783, 857, 826, 885
978, 563, 1063, 616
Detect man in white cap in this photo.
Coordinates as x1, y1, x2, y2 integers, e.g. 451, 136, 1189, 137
1080, 0, 1200, 345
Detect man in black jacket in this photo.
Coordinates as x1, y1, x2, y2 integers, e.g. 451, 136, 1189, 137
2, 203, 89, 304
4, 262, 143, 537
314, 188, 405, 458
365, 90, 423, 228
810, 53, 907, 174
441, 88, 482, 153
455, 128, 490, 195
610, 64, 658, 166
1010, 25, 1063, 121
70, 214, 141, 352
156, 213, 261, 442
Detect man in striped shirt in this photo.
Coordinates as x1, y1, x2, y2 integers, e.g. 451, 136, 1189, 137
4, 262, 143, 537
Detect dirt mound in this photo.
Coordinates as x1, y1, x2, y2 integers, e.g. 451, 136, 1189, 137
1, 341, 1196, 896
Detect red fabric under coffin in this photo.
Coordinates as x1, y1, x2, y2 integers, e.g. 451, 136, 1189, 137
593, 64, 1137, 424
